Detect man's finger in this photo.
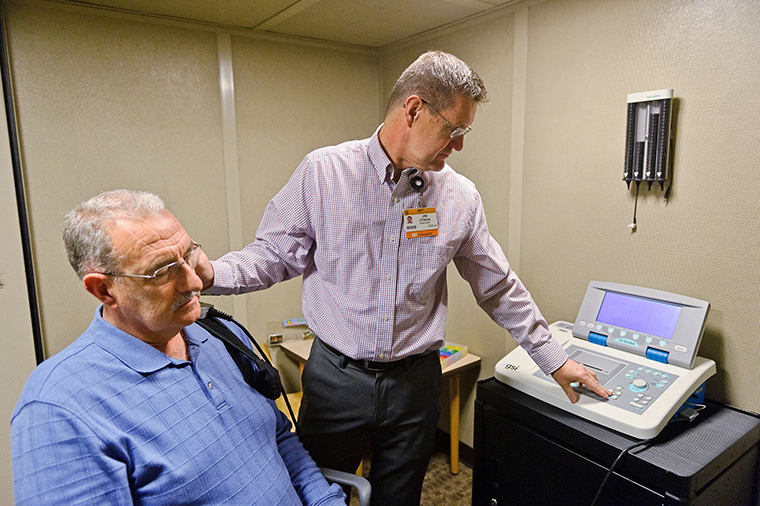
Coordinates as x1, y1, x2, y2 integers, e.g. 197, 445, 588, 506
561, 383, 579, 404
582, 370, 612, 398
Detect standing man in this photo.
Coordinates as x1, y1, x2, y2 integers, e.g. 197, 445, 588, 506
197, 51, 610, 506
11, 190, 346, 506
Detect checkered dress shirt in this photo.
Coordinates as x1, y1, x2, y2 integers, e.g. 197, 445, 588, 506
209, 128, 567, 375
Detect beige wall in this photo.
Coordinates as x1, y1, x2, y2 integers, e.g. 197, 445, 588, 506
380, 0, 760, 450
3, 0, 379, 356
4, 1, 232, 355
518, 0, 760, 411
2, 0, 758, 495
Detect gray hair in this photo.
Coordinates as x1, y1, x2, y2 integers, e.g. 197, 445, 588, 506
63, 189, 166, 279
386, 50, 489, 114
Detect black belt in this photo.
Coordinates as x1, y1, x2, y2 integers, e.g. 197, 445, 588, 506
320, 339, 435, 372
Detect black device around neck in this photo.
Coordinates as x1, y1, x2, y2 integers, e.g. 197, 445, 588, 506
410, 173, 424, 193
194, 303, 301, 434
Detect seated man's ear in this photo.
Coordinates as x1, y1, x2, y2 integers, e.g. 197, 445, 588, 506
83, 273, 118, 308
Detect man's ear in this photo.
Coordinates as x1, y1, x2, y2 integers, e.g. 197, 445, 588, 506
83, 273, 118, 308
403, 95, 424, 127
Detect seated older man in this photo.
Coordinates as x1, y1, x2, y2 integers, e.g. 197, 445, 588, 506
11, 189, 345, 506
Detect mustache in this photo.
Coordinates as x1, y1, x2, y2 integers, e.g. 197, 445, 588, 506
172, 291, 200, 311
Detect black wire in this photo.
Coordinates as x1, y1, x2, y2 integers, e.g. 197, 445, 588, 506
589, 416, 692, 506
205, 306, 301, 436
631, 181, 640, 228
589, 437, 653, 506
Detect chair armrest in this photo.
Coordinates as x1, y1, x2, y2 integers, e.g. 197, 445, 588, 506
319, 467, 371, 506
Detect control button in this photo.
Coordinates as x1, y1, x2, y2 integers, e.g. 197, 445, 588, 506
631, 379, 648, 392
641, 400, 649, 405
660, 340, 667, 347
587, 323, 594, 328
608, 327, 615, 333
646, 337, 653, 344
596, 324, 603, 330
630, 401, 645, 409
645, 396, 652, 401
656, 383, 665, 389
675, 345, 688, 352
620, 330, 627, 336
579, 321, 586, 326
654, 371, 661, 377
632, 333, 640, 340
628, 370, 635, 374
661, 380, 669, 384
611, 395, 618, 400
661, 374, 669, 379
637, 367, 644, 371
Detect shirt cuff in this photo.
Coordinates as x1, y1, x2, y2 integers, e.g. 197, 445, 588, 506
202, 260, 237, 296
533, 336, 570, 376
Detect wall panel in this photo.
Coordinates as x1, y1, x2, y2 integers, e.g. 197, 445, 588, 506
4, 1, 229, 355
520, 0, 760, 410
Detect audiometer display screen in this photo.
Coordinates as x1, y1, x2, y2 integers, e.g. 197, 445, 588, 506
597, 292, 681, 339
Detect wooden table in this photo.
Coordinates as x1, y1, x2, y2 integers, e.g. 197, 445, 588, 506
280, 339, 481, 474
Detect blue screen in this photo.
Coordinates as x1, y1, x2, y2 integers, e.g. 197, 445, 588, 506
597, 292, 681, 339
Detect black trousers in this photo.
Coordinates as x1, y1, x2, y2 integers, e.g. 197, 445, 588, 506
298, 337, 442, 506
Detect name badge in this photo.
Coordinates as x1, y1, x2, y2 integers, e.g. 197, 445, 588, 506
404, 208, 438, 238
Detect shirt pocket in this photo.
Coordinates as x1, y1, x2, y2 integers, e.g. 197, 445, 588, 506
409, 237, 456, 304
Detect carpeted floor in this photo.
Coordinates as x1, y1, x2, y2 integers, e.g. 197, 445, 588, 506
350, 450, 473, 506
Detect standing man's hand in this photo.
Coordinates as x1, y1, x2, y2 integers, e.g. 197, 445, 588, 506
194, 249, 215, 291
551, 359, 613, 403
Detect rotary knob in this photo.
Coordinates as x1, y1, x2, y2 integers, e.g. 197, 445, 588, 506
631, 379, 648, 392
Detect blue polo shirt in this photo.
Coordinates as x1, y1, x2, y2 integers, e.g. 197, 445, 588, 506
11, 306, 345, 506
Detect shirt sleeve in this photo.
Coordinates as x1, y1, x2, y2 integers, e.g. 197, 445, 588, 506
452, 189, 569, 375
12, 402, 132, 506
207, 157, 315, 295
269, 402, 346, 506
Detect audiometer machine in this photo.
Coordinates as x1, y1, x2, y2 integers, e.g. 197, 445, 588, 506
495, 281, 716, 439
